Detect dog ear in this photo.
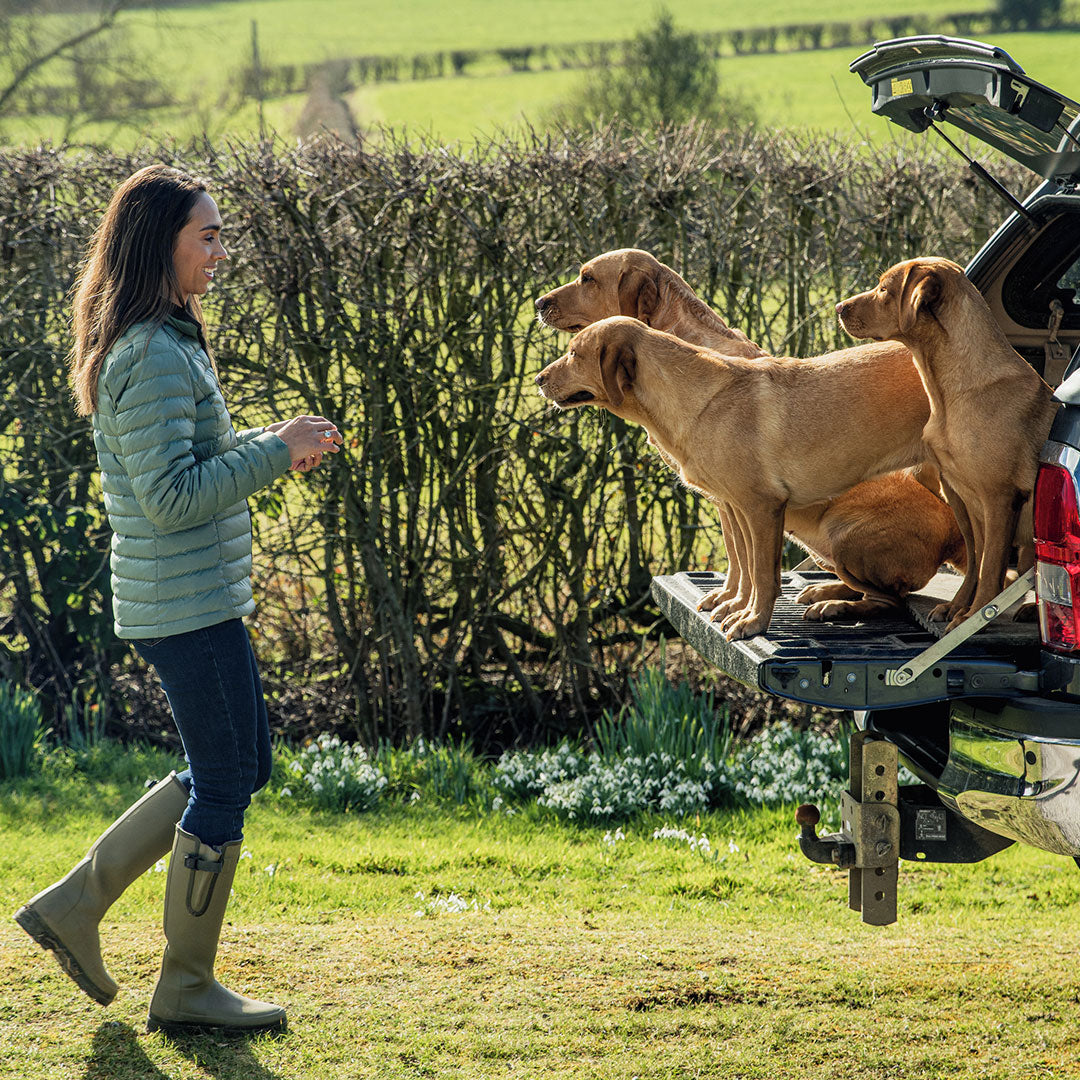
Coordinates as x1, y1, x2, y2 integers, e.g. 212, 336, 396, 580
898, 266, 942, 333
599, 340, 637, 407
617, 269, 659, 326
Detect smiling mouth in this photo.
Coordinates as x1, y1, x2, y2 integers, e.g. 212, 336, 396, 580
558, 390, 595, 406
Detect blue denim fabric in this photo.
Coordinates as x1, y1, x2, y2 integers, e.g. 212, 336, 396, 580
132, 619, 272, 846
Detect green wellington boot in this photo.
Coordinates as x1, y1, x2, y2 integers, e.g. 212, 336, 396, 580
146, 827, 286, 1035
14, 772, 189, 1005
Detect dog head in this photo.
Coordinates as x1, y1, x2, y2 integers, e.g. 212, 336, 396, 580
837, 257, 962, 342
534, 316, 642, 410
535, 249, 662, 332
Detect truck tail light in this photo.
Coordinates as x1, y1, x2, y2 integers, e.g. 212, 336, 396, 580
1034, 463, 1080, 652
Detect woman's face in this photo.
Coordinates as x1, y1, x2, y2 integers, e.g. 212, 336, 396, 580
171, 191, 227, 304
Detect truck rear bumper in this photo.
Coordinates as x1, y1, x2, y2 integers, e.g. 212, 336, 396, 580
937, 697, 1080, 856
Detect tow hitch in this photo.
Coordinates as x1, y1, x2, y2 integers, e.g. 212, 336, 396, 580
797, 732, 900, 924
796, 730, 1014, 925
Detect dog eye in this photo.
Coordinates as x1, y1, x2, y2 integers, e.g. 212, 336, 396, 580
580, 273, 593, 284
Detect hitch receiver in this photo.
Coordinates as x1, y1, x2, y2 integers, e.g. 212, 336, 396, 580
796, 732, 1016, 925
796, 731, 900, 926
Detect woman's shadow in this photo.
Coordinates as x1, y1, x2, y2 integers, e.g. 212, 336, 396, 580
84, 1020, 286, 1080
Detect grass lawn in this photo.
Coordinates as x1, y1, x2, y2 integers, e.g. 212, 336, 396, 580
3, 747, 1080, 1078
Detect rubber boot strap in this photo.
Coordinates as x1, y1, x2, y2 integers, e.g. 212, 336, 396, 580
183, 853, 222, 917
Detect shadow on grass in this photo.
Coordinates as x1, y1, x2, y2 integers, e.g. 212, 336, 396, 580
85, 1019, 286, 1080
84, 1022, 167, 1080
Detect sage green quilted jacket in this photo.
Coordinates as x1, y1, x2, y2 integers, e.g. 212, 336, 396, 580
93, 315, 292, 639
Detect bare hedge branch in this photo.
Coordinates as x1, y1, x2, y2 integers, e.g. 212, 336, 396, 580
0, 127, 1023, 742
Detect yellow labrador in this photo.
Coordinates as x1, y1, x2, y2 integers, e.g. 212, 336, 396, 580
838, 257, 1058, 628
535, 317, 937, 640
536, 249, 962, 622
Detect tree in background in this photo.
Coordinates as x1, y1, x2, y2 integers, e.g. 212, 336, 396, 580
995, 0, 1063, 28
0, 0, 171, 139
549, 10, 756, 131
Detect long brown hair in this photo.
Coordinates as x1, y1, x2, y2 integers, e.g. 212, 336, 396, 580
68, 164, 212, 416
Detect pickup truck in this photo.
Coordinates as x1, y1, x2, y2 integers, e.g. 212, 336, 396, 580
652, 36, 1080, 924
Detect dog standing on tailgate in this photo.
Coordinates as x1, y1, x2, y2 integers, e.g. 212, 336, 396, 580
837, 257, 1058, 629
535, 317, 937, 641
536, 248, 963, 624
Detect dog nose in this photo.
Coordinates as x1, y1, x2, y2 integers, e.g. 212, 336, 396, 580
535, 296, 550, 313
534, 372, 546, 386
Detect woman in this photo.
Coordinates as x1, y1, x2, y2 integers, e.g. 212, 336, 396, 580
14, 164, 339, 1035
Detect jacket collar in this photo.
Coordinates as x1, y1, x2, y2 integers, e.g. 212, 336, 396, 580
165, 304, 200, 340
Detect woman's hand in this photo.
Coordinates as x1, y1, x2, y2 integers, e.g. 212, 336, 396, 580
266, 416, 344, 472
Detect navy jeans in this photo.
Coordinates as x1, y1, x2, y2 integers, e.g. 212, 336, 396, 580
133, 619, 272, 846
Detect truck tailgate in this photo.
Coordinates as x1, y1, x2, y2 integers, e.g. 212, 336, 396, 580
651, 569, 1042, 710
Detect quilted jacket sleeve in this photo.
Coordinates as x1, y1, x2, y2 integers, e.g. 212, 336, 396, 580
105, 333, 292, 534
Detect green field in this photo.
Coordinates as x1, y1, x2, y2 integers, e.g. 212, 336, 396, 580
85, 0, 998, 78
11, 28, 1080, 150
23, 0, 1080, 147
4, 748, 1080, 1078
348, 30, 1080, 145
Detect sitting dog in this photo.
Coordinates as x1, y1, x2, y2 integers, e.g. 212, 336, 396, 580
837, 257, 1059, 628
536, 249, 963, 622
535, 317, 944, 640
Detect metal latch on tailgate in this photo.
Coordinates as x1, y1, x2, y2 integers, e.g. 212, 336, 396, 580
884, 568, 1035, 688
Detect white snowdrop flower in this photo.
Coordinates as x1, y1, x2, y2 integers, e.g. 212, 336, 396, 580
264, 863, 277, 877
150, 858, 167, 874
289, 760, 303, 774
280, 787, 293, 798
240, 849, 253, 861
728, 839, 740, 854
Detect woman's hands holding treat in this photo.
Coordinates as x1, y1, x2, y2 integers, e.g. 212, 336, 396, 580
266, 415, 344, 472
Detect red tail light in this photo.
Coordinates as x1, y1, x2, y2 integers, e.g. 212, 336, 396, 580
1034, 463, 1080, 652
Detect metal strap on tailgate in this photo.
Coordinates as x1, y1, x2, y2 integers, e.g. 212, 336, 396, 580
884, 568, 1035, 687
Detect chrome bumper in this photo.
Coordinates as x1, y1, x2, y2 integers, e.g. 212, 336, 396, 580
938, 697, 1080, 856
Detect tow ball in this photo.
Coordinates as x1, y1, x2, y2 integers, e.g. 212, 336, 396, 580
796, 731, 900, 925
796, 730, 1015, 926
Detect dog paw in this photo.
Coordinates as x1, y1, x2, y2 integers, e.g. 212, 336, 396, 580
928, 602, 952, 622
697, 588, 729, 612
796, 583, 858, 606
945, 608, 972, 632
705, 599, 740, 623
802, 600, 850, 622
723, 613, 769, 641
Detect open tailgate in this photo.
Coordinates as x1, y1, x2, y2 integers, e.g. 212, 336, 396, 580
651, 569, 1043, 710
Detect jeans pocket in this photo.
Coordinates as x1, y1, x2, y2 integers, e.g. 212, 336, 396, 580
138, 636, 167, 650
